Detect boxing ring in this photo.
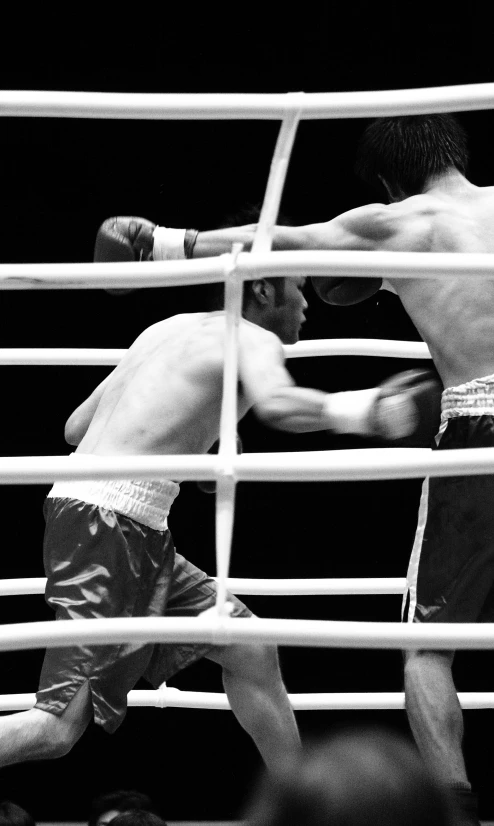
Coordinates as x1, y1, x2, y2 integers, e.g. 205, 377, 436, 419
1, 81, 494, 716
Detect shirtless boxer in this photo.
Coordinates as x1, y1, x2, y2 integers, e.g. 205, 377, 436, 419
0, 257, 439, 771
111, 114, 491, 822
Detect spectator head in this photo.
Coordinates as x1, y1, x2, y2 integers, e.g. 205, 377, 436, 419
110, 812, 167, 826
88, 790, 157, 826
0, 801, 35, 826
245, 726, 459, 826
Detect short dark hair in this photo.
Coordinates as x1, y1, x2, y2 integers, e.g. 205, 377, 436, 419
201, 203, 292, 311
203, 277, 286, 312
245, 727, 457, 826
355, 114, 469, 196
0, 801, 35, 826
88, 790, 157, 826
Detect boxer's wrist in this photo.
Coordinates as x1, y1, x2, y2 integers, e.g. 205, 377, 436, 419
184, 228, 199, 259
323, 389, 380, 435
152, 226, 199, 260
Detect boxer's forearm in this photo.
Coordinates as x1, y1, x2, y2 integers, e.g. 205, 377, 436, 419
253, 387, 331, 432
253, 386, 380, 434
191, 225, 310, 258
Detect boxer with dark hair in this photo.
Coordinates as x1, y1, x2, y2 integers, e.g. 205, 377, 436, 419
147, 112, 487, 825
0, 214, 440, 772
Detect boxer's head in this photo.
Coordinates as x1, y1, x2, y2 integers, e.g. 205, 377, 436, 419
355, 114, 469, 200
244, 275, 307, 344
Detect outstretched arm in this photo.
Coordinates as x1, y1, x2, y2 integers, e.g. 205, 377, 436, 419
192, 204, 391, 256
64, 373, 114, 445
95, 206, 391, 303
239, 327, 441, 444
192, 206, 389, 304
240, 328, 379, 435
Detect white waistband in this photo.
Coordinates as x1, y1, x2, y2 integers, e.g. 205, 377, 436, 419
441, 373, 494, 421
47, 478, 180, 531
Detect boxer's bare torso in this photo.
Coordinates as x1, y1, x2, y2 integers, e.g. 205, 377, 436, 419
300, 174, 494, 387
67, 276, 319, 457
71, 312, 274, 457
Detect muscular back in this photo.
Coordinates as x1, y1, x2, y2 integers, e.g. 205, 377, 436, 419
308, 179, 494, 386
77, 313, 256, 457
383, 185, 494, 386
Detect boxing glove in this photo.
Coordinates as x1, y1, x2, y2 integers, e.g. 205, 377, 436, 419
311, 275, 383, 305
94, 216, 157, 295
372, 369, 443, 446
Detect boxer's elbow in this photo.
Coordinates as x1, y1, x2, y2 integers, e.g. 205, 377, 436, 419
64, 414, 85, 446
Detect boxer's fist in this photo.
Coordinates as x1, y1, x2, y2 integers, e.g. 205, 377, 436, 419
95, 216, 156, 295
95, 216, 156, 263
197, 435, 243, 494
312, 276, 382, 306
372, 369, 442, 446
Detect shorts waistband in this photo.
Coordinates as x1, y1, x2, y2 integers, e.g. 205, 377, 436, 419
441, 373, 494, 421
47, 478, 180, 531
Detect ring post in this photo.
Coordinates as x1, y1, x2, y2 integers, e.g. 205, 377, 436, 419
214, 245, 243, 624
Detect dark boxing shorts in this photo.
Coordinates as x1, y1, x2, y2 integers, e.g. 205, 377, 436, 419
403, 374, 494, 625
36, 482, 252, 733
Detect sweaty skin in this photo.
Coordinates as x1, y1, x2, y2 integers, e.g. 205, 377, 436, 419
192, 172, 494, 388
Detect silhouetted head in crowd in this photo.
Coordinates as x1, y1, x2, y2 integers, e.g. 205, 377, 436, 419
0, 801, 35, 826
245, 726, 460, 826
88, 790, 158, 826
110, 812, 168, 826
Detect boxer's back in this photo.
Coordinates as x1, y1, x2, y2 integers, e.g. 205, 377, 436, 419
385, 182, 494, 386
77, 312, 252, 456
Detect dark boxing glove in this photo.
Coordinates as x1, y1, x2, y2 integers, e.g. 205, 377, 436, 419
95, 216, 156, 295
197, 435, 243, 494
371, 369, 443, 447
311, 276, 383, 306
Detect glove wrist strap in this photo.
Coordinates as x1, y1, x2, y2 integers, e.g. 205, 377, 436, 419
153, 226, 187, 260
323, 389, 379, 435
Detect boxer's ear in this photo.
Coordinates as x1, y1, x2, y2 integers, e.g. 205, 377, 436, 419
251, 279, 274, 306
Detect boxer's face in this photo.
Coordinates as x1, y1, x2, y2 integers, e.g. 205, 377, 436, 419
276, 276, 308, 344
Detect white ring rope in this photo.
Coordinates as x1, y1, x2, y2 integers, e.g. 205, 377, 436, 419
0, 690, 491, 712
0, 449, 491, 483
0, 577, 407, 597
1, 251, 494, 290
2, 83, 494, 119
0, 616, 492, 651
0, 340, 432, 364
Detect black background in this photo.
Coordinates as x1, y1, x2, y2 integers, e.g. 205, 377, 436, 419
1, 5, 494, 822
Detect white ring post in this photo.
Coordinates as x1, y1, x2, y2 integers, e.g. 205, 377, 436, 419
214, 245, 243, 619
252, 97, 304, 255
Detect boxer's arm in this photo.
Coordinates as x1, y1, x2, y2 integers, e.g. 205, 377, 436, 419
240, 329, 441, 442
303, 204, 397, 304
191, 207, 387, 304
191, 204, 391, 257
189, 223, 325, 258
64, 373, 114, 445
240, 329, 378, 434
